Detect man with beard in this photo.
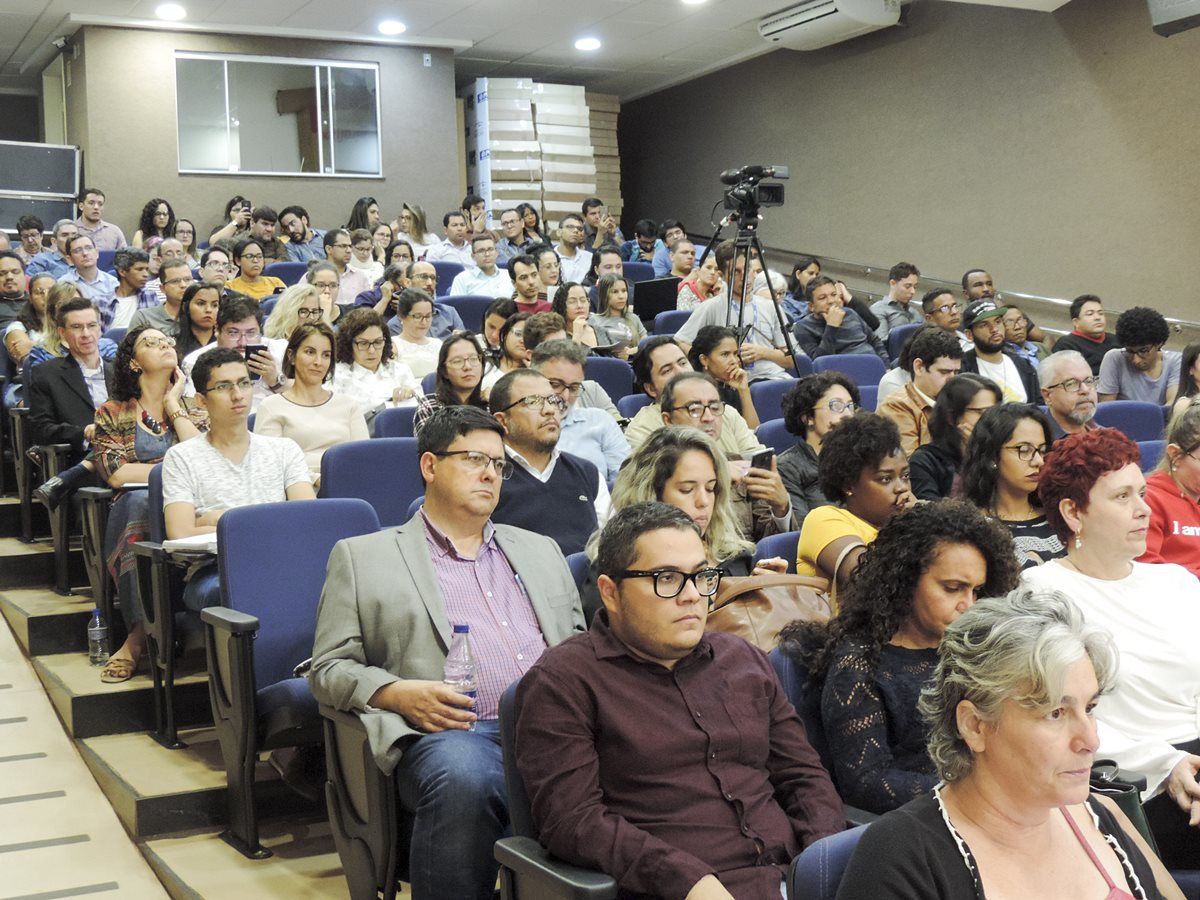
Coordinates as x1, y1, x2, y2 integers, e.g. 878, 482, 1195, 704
0, 250, 28, 328
279, 205, 326, 262
1038, 350, 1099, 441
958, 300, 1039, 403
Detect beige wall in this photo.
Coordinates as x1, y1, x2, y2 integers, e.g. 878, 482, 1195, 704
63, 26, 459, 241
620, 0, 1200, 323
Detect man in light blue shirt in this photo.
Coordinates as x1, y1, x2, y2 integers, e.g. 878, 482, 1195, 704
58, 234, 119, 326
26, 219, 77, 279
449, 235, 513, 296
279, 205, 326, 262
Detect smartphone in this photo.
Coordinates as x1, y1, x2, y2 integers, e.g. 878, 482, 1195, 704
750, 449, 775, 471
243, 344, 268, 381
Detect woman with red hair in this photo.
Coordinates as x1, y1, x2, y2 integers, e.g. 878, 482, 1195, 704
1024, 426, 1200, 868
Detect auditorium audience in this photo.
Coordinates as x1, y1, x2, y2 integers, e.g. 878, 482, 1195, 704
347, 228, 384, 286
173, 219, 198, 268
676, 251, 722, 312
324, 228, 372, 306
777, 372, 859, 521
390, 288, 442, 379
1001, 302, 1045, 367
1052, 293, 1122, 375
1024, 426, 1200, 869
180, 293, 283, 398
877, 327, 963, 456
225, 238, 284, 301
480, 311, 529, 394
131, 198, 175, 248
254, 322, 367, 481
129, 259, 192, 334
921, 287, 972, 350
26, 219, 77, 278
385, 239, 414, 268
106, 248, 159, 330
1140, 400, 1200, 577
172, 282, 219, 360
581, 196, 623, 249
383, 262, 467, 340
781, 500, 1017, 814
869, 261, 923, 341
838, 589, 1182, 899
591, 273, 645, 356
496, 208, 532, 267
1038, 349, 1100, 439
908, 374, 1001, 501
1173, 344, 1200, 419
509, 253, 550, 315
781, 255, 820, 320
1099, 306, 1181, 404
412, 331, 488, 436
687, 325, 760, 426
515, 501, 842, 899
532, 245, 561, 300
196, 247, 240, 301
4, 272, 54, 371
371, 224, 393, 264
346, 196, 380, 233
208, 194, 251, 245
959, 299, 1039, 402
14, 214, 43, 266
518, 202, 551, 246
332, 308, 420, 433
262, 283, 326, 342
794, 275, 889, 365
651, 219, 689, 276
480, 298, 516, 361
74, 187, 126, 251
449, 235, 512, 296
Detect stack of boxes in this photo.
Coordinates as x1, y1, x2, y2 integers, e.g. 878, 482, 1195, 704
462, 78, 542, 229
586, 92, 623, 226
532, 83, 597, 231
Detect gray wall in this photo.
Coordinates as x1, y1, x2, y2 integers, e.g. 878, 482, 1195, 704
620, 0, 1200, 322
63, 26, 459, 240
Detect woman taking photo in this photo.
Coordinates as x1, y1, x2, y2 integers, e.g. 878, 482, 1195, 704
838, 589, 1183, 899
413, 332, 487, 436
593, 273, 645, 357
95, 327, 203, 683
263, 283, 329, 341
687, 325, 759, 427
1141, 401, 1200, 577
533, 245, 561, 300
209, 194, 251, 244
909, 374, 1001, 501
962, 403, 1065, 568
332, 308, 421, 433
226, 238, 284, 301
1026, 427, 1200, 869
173, 282, 220, 361
676, 252, 722, 312
254, 322, 368, 481
1171, 343, 1200, 419
396, 202, 438, 258
781, 500, 1018, 814
132, 198, 176, 247
551, 282, 600, 349
390, 288, 443, 379
481, 312, 529, 393
777, 372, 860, 521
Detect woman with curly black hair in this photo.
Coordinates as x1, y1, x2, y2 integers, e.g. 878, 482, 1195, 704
796, 412, 914, 592
908, 373, 1000, 500
1098, 305, 1181, 404
686, 325, 759, 425
780, 500, 1019, 814
777, 372, 859, 520
132, 197, 176, 248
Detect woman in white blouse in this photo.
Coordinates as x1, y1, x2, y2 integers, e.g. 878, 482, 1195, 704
1024, 426, 1200, 870
391, 288, 442, 380
332, 308, 420, 434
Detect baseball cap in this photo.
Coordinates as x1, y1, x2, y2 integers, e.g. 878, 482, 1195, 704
962, 299, 1007, 330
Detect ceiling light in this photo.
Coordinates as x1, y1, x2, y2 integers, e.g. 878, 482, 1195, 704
574, 37, 601, 51
155, 3, 187, 20
681, 0, 708, 4
378, 19, 407, 36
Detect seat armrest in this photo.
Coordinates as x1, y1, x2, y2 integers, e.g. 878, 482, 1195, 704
320, 704, 369, 732
843, 804, 880, 827
494, 836, 618, 899
77, 486, 114, 503
200, 606, 259, 634
39, 443, 74, 476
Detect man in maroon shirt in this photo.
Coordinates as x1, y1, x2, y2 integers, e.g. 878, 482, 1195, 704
514, 502, 843, 899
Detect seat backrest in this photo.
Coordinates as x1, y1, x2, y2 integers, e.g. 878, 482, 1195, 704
565, 551, 589, 589
97, 250, 117, 271
768, 646, 833, 773
260, 296, 279, 316
429, 260, 464, 295
653, 309, 690, 335
103, 326, 127, 345
498, 681, 538, 839
793, 354, 814, 377
1094, 400, 1165, 442
148, 463, 166, 543
421, 371, 437, 395
584, 356, 635, 402
441, 295, 493, 332
787, 826, 868, 900
373, 405, 416, 438
749, 379, 794, 423
755, 418, 793, 456
858, 384, 878, 412
755, 530, 799, 574
616, 393, 651, 419
407, 496, 424, 520
263, 261, 306, 286
623, 261, 655, 284
319, 438, 422, 528
217, 498, 380, 687
812, 354, 887, 386
1137, 439, 1165, 473
887, 322, 922, 363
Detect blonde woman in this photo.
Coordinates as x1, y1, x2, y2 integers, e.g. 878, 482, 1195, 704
264, 283, 329, 342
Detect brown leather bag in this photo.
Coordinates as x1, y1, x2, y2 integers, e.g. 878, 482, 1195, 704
706, 574, 833, 652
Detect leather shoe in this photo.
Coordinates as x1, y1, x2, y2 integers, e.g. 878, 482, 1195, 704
33, 476, 68, 510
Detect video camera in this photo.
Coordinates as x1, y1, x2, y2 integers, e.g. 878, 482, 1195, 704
720, 164, 788, 212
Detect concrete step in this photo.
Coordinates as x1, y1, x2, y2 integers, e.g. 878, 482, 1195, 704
0, 586, 95, 656
79, 727, 316, 840
0, 535, 86, 590
33, 650, 212, 740
0, 494, 48, 540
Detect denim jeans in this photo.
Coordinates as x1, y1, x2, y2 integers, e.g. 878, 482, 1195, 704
394, 720, 509, 900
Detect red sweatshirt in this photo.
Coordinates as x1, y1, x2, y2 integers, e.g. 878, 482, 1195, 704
1140, 470, 1200, 578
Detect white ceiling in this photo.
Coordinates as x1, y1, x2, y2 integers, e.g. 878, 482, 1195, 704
0, 0, 1071, 100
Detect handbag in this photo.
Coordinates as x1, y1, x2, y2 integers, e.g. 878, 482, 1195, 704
706, 573, 832, 652
1090, 759, 1159, 855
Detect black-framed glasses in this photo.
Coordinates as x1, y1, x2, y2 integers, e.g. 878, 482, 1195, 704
498, 393, 568, 414
353, 338, 387, 351
617, 567, 723, 599
432, 450, 513, 479
665, 399, 724, 419
1044, 375, 1099, 393
297, 307, 323, 319
930, 302, 962, 315
1125, 344, 1162, 359
1004, 442, 1050, 462
547, 377, 583, 396
823, 399, 856, 414
445, 354, 483, 370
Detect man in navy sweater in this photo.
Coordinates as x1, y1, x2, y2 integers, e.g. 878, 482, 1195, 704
489, 369, 609, 556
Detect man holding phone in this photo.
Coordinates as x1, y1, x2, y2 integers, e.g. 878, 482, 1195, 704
180, 295, 286, 410
582, 197, 624, 250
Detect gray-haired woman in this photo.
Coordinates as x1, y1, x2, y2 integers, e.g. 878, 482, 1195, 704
837, 589, 1183, 899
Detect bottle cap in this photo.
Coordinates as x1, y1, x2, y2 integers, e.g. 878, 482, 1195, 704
452, 624, 469, 633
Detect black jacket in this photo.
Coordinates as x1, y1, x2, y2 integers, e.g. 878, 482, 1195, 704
960, 348, 1040, 403
28, 355, 114, 454
908, 441, 960, 501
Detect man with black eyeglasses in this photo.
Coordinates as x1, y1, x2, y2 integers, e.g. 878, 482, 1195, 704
180, 295, 286, 409
514, 501, 842, 900
921, 287, 973, 351
130, 258, 193, 332
1039, 350, 1100, 441
376, 260, 466, 340
1098, 305, 1181, 405
489, 369, 609, 555
310, 404, 585, 900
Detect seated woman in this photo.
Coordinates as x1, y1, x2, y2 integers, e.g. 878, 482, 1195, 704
225, 238, 284, 301
796, 413, 914, 597
781, 500, 1018, 814
385, 238, 415, 269
962, 403, 1065, 568
534, 245, 561, 304
1026, 427, 1200, 870
22, 284, 119, 386
1171, 345, 1199, 419
481, 297, 517, 364
95, 327, 204, 683
908, 373, 1001, 501
254, 322, 368, 483
331, 308, 421, 433
263, 282, 328, 344
390, 288, 442, 379
3, 273, 54, 405
777, 372, 859, 522
687, 325, 759, 427
348, 227, 384, 286
174, 218, 199, 268
551, 282, 600, 349
593, 274, 646, 357
304, 261, 344, 327
1141, 400, 1200, 577
412, 332, 487, 436
782, 255, 821, 320
676, 252, 723, 311
173, 282, 220, 362
839, 589, 1184, 899
481, 312, 530, 394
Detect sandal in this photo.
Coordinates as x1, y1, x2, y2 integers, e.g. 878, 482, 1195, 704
100, 656, 140, 684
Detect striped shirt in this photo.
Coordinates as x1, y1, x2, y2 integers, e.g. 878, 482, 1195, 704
420, 509, 547, 720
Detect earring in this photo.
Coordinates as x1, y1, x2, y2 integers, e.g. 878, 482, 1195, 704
846, 490, 853, 497
131, 366, 142, 374
1074, 534, 1083, 551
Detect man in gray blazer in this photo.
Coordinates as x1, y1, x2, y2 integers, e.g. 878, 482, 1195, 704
310, 404, 585, 900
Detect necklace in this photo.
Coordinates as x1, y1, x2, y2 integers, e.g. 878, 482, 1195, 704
139, 403, 167, 435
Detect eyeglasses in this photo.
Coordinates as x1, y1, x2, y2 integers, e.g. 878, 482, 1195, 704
297, 307, 323, 319
617, 567, 723, 599
353, 245, 372, 253
665, 399, 725, 419
222, 328, 261, 341
822, 399, 856, 414
433, 450, 513, 479
1044, 375, 1099, 393
331, 243, 352, 251
474, 246, 497, 255
1004, 442, 1050, 462
930, 302, 962, 315
353, 338, 386, 351
311, 281, 339, 291
239, 253, 264, 262
561, 224, 584, 232
446, 354, 483, 370
407, 313, 434, 323
137, 336, 176, 350
546, 378, 583, 396
411, 273, 436, 283
204, 262, 234, 272
1124, 344, 1162, 359
498, 393, 568, 414
164, 276, 195, 287
64, 322, 101, 333
204, 377, 253, 395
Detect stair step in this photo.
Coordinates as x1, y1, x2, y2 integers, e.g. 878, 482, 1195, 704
0, 586, 95, 656
0, 535, 86, 590
0, 494, 48, 540
33, 651, 212, 739
79, 728, 317, 839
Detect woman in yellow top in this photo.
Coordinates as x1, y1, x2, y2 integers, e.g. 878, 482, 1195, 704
225, 238, 285, 301
797, 412, 915, 598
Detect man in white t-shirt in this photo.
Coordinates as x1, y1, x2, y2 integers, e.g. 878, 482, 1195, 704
448, 235, 513, 296
958, 300, 1039, 404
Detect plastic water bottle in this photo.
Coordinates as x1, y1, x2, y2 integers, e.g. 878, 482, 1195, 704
87, 610, 109, 667
443, 624, 478, 731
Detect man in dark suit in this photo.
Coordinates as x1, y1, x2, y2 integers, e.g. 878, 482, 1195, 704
28, 296, 113, 506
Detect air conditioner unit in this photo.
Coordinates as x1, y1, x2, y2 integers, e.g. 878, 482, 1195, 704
759, 0, 901, 51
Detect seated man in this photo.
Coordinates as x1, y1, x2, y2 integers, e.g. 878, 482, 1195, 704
131, 258, 194, 333
279, 205, 326, 263
520, 313, 621, 420
1098, 306, 1181, 404
625, 336, 764, 456
496, 207, 533, 267
309, 404, 584, 900
1000, 303, 1045, 368
959, 300, 1039, 403
876, 327, 963, 456
1048, 294, 1120, 375
379, 261, 466, 340
143, 238, 189, 303
667, 237, 696, 280
869, 261, 923, 342
489, 369, 608, 555
651, 219, 693, 276
181, 295, 286, 410
509, 254, 551, 314
619, 217, 662, 263
449, 235, 513, 296
106, 248, 160, 330
581, 196, 624, 249
1039, 350, 1099, 440
0, 250, 27, 328
424, 210, 474, 269
59, 235, 119, 321
921, 287, 972, 350
25, 219, 77, 279
530, 340, 630, 485
794, 275, 889, 365
515, 501, 843, 899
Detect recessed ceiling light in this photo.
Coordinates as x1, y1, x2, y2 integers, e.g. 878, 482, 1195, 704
155, 3, 186, 20
378, 19, 407, 36
574, 37, 601, 51
681, 0, 708, 5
